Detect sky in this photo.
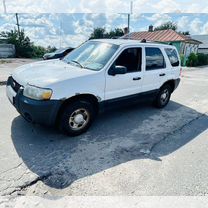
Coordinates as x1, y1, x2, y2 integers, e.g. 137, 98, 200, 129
0, 0, 208, 48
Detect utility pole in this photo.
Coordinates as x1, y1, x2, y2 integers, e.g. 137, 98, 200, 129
59, 18, 62, 48
3, 0, 6, 13
15, 13, 20, 37
127, 14, 130, 33
127, 1, 133, 33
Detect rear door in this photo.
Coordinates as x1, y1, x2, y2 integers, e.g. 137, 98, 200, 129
142, 47, 167, 92
105, 47, 143, 100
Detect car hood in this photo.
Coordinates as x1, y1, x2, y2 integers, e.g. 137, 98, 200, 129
12, 59, 95, 87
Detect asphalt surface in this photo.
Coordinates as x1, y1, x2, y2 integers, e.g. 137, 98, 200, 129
0, 65, 208, 196
0, 59, 37, 83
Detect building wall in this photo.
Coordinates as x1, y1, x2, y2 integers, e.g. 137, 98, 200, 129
170, 42, 181, 53
198, 48, 208, 54
0, 44, 15, 58
158, 41, 199, 66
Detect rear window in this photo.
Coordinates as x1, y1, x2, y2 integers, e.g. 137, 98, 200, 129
165, 48, 179, 67
145, 47, 166, 71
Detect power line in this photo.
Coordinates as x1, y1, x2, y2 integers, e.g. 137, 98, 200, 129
59, 16, 63, 48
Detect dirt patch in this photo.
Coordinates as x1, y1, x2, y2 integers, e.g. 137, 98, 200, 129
0, 60, 12, 64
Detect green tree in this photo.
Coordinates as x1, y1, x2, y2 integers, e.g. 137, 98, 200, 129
0, 29, 56, 58
89, 27, 124, 39
154, 22, 190, 36
106, 28, 124, 38
154, 21, 177, 31
32, 45, 47, 58
178, 31, 190, 35
46, 45, 57, 53
90, 28, 106, 39
0, 29, 34, 58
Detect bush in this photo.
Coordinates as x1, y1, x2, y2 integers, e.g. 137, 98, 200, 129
197, 53, 208, 66
180, 54, 185, 66
31, 45, 47, 58
186, 53, 198, 67
186, 53, 208, 67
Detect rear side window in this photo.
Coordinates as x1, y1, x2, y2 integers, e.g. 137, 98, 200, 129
165, 48, 179, 67
145, 47, 165, 71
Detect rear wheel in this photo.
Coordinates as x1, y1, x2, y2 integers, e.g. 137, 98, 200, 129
59, 100, 95, 136
154, 85, 172, 108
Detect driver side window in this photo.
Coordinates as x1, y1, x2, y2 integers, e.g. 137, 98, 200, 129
114, 47, 142, 73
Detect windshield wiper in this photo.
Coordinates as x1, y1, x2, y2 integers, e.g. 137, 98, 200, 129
70, 60, 84, 68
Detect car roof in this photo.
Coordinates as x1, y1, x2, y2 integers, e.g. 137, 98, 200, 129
90, 39, 176, 49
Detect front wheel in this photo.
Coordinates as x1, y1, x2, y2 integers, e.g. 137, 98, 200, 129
59, 100, 95, 136
154, 85, 172, 108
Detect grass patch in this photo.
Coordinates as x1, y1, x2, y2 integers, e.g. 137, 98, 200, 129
0, 60, 12, 64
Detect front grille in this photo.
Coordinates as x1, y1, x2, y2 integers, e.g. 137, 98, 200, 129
7, 76, 22, 93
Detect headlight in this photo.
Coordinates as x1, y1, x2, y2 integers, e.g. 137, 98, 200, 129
23, 85, 53, 100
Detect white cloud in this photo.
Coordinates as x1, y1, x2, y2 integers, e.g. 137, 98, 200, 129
182, 3, 208, 13
152, 0, 180, 13
190, 18, 202, 34
73, 15, 94, 37
202, 22, 208, 34
177, 16, 189, 31
1, 0, 208, 13
145, 13, 172, 27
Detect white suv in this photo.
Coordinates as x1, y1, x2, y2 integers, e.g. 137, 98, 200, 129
6, 39, 181, 136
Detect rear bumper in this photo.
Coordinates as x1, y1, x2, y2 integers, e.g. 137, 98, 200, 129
174, 78, 180, 91
6, 77, 62, 126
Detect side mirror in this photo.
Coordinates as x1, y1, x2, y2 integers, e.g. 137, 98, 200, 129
108, 65, 127, 76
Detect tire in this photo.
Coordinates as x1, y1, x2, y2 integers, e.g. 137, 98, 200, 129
154, 84, 172, 108
59, 100, 96, 136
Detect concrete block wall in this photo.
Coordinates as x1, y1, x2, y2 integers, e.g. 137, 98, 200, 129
0, 44, 15, 58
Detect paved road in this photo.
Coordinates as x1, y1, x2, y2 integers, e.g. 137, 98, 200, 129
0, 67, 208, 196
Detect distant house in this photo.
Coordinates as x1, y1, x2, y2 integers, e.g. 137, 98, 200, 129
192, 35, 208, 54
122, 26, 201, 65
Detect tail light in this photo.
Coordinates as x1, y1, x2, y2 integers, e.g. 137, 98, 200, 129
180, 67, 182, 76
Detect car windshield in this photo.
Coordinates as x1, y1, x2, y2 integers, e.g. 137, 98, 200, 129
63, 41, 119, 71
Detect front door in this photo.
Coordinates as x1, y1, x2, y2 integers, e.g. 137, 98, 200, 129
105, 47, 143, 100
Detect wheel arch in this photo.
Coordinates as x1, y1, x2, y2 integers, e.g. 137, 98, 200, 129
55, 93, 99, 125
160, 80, 175, 92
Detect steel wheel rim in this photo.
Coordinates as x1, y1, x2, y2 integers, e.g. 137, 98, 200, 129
69, 108, 90, 131
160, 89, 169, 104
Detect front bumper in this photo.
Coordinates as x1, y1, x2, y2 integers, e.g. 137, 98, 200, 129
6, 77, 62, 126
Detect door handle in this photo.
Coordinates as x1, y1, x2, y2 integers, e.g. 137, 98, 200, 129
133, 77, 141, 81
159, 73, 166, 76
